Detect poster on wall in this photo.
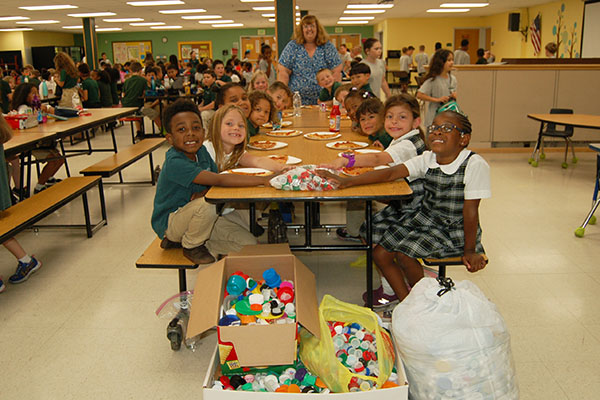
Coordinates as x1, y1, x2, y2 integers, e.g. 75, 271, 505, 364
112, 41, 152, 64
178, 41, 212, 61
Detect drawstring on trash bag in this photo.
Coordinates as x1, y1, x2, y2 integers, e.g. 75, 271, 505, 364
436, 276, 455, 297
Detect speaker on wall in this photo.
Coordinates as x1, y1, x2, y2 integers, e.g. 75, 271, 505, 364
508, 13, 520, 31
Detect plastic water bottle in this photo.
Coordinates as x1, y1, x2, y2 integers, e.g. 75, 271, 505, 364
293, 91, 302, 117
151, 76, 156, 91
273, 110, 282, 130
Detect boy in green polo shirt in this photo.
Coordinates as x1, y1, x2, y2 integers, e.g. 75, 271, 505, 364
122, 61, 148, 137
78, 63, 101, 108
199, 69, 219, 131
213, 60, 231, 86
151, 100, 271, 264
316, 68, 341, 106
349, 63, 373, 95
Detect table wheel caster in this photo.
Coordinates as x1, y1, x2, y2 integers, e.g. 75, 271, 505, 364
167, 317, 183, 351
574, 227, 585, 238
561, 162, 568, 169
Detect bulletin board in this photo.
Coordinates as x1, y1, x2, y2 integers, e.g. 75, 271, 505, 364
112, 41, 153, 64
178, 41, 212, 61
240, 36, 277, 62
329, 34, 361, 51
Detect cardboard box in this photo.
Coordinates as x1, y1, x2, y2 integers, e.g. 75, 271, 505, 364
202, 345, 409, 399
187, 244, 320, 367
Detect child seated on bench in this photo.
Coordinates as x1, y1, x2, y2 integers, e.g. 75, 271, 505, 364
151, 100, 272, 265
0, 117, 41, 292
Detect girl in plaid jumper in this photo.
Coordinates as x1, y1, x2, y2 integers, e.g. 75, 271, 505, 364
320, 111, 490, 300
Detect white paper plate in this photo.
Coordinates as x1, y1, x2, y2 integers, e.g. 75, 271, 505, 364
337, 148, 382, 157
222, 167, 273, 176
326, 140, 369, 150
268, 155, 302, 165
340, 165, 389, 176
247, 140, 288, 150
262, 120, 292, 128
265, 129, 303, 138
303, 132, 342, 141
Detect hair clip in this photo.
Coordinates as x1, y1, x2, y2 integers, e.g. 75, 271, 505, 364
361, 91, 372, 99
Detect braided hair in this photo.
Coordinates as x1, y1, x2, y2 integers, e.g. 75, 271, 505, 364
441, 110, 472, 135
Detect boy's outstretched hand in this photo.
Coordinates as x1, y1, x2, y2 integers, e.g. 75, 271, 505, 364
463, 251, 488, 272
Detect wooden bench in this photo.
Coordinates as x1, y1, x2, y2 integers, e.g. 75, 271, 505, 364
136, 237, 198, 292
0, 176, 107, 242
423, 254, 489, 278
80, 138, 165, 185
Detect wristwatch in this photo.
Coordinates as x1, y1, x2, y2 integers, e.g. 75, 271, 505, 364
342, 152, 355, 168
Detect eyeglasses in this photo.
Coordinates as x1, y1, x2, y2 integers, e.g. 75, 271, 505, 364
427, 123, 464, 134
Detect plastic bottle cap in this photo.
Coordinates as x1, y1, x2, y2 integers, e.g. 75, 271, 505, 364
226, 274, 247, 296
277, 287, 294, 304
284, 303, 295, 315
280, 280, 294, 290
248, 293, 264, 305
360, 381, 371, 391
262, 268, 282, 288
244, 374, 255, 383
287, 384, 301, 393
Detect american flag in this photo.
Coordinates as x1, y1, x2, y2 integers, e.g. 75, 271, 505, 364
531, 13, 542, 55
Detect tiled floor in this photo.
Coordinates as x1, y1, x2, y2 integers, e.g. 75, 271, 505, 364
1, 124, 599, 399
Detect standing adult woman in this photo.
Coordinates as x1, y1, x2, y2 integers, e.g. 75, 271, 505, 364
278, 15, 342, 105
54, 51, 79, 108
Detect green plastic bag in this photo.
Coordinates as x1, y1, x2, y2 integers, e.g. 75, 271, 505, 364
299, 295, 395, 393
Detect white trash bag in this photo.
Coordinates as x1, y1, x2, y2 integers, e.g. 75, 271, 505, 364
392, 277, 518, 400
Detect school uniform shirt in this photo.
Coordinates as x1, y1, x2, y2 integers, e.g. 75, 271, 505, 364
454, 49, 471, 65
121, 75, 148, 108
399, 55, 412, 73
418, 74, 458, 128
29, 78, 41, 88
258, 59, 277, 85
218, 74, 232, 83
414, 52, 429, 74
359, 83, 373, 94
383, 129, 425, 166
247, 118, 260, 138
60, 69, 78, 89
0, 79, 11, 113
318, 81, 341, 102
0, 144, 12, 211
97, 81, 113, 107
82, 77, 101, 108
151, 146, 218, 238
361, 58, 386, 98
368, 128, 393, 149
202, 83, 218, 106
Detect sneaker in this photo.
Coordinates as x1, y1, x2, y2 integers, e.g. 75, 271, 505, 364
33, 185, 48, 194
336, 227, 361, 243
46, 177, 62, 186
183, 245, 215, 265
9, 257, 42, 284
0, 277, 5, 293
12, 187, 29, 199
362, 286, 399, 309
160, 237, 182, 249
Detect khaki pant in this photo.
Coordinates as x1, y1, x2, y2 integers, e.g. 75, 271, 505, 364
346, 200, 365, 236
59, 87, 80, 108
165, 198, 256, 256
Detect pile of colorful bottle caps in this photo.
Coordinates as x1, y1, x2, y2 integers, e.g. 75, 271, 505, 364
218, 268, 296, 326
212, 363, 331, 393
328, 321, 400, 392
270, 166, 337, 191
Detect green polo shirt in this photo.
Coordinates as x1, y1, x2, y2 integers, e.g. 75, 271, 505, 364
202, 83, 218, 106
60, 69, 78, 89
82, 77, 100, 108
218, 74, 232, 83
318, 81, 342, 102
247, 118, 259, 138
97, 81, 113, 107
122, 75, 147, 108
359, 83, 373, 94
369, 128, 393, 149
151, 146, 218, 238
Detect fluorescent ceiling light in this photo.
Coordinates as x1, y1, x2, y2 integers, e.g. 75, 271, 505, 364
127, 1, 184, 6
427, 8, 470, 12
346, 4, 393, 8
440, 3, 489, 7
343, 10, 386, 14
213, 23, 243, 27
253, 6, 275, 10
103, 18, 144, 22
340, 16, 374, 20
130, 22, 165, 26
0, 27, 33, 31
199, 19, 234, 24
0, 16, 30, 21
96, 27, 122, 31
150, 25, 182, 29
240, 0, 273, 2
16, 20, 60, 24
181, 15, 222, 19
337, 20, 369, 24
19, 5, 77, 11
268, 18, 275, 22
63, 25, 82, 29
262, 13, 275, 17
68, 12, 116, 17
159, 9, 206, 14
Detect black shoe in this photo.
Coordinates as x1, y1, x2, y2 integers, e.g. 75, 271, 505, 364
46, 177, 62, 186
252, 222, 265, 237
12, 187, 29, 199
268, 209, 288, 244
135, 131, 145, 141
33, 185, 47, 194
160, 238, 182, 249
183, 245, 215, 264
336, 227, 362, 243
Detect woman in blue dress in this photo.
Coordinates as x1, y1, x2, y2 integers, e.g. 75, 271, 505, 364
278, 15, 343, 105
